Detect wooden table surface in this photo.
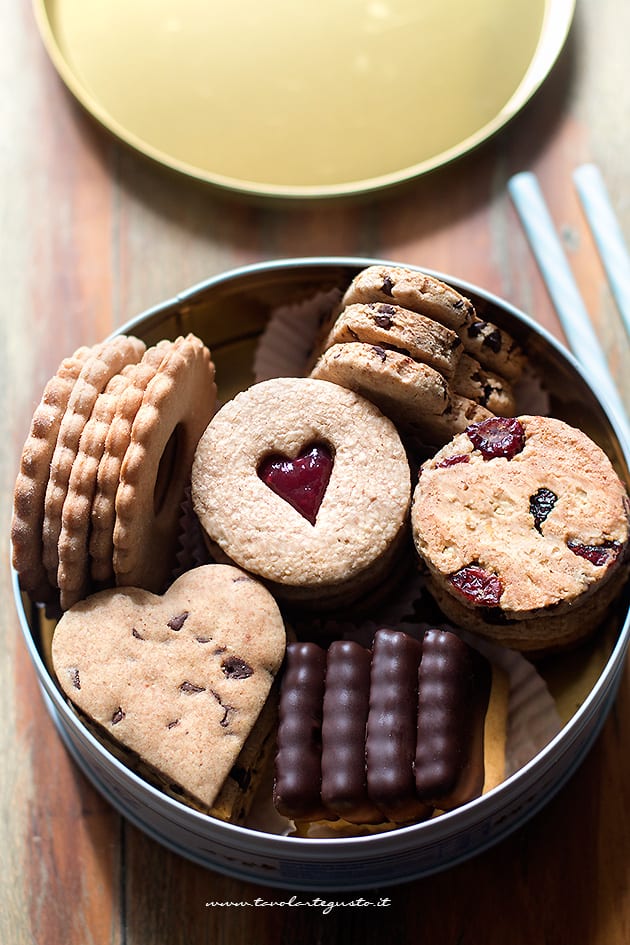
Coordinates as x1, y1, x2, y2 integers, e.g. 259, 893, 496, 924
3, 1, 630, 942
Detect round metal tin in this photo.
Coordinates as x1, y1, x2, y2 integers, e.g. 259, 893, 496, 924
34, 0, 575, 199
14, 258, 630, 890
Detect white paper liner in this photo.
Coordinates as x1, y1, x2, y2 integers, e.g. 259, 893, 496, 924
252, 287, 342, 382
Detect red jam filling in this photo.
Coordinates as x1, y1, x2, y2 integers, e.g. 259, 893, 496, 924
466, 417, 525, 460
258, 443, 333, 525
449, 564, 504, 606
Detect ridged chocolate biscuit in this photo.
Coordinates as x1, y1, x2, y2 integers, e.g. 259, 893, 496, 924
366, 629, 430, 824
321, 640, 382, 824
273, 628, 499, 827
273, 642, 328, 821
415, 629, 491, 809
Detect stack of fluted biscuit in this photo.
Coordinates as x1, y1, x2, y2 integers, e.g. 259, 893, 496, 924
12, 332, 216, 611
310, 265, 527, 446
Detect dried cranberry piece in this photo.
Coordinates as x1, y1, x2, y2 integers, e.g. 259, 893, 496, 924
529, 488, 558, 532
449, 564, 504, 606
435, 454, 470, 469
258, 443, 333, 525
567, 540, 621, 567
466, 417, 525, 460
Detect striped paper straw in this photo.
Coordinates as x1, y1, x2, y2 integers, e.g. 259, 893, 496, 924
508, 171, 629, 436
573, 163, 630, 342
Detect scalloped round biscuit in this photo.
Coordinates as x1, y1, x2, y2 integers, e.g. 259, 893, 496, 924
113, 334, 217, 592
11, 344, 92, 603
56, 366, 137, 610
89, 340, 172, 585
41, 335, 146, 588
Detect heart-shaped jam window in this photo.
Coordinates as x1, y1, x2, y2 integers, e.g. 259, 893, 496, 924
258, 443, 333, 525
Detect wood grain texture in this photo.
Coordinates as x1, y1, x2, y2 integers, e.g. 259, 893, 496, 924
2, 0, 630, 942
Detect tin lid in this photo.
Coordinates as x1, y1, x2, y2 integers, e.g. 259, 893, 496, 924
35, 0, 574, 199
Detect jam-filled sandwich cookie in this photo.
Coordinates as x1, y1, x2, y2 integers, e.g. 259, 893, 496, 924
273, 628, 508, 831
411, 416, 630, 653
191, 377, 411, 609
51, 564, 286, 819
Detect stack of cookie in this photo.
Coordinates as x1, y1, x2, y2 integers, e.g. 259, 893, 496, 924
12, 332, 217, 611
191, 376, 412, 610
310, 265, 527, 446
411, 415, 630, 653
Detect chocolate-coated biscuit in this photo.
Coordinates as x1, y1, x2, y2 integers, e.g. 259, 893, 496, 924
365, 629, 430, 824
320, 640, 382, 824
415, 629, 491, 809
273, 642, 328, 821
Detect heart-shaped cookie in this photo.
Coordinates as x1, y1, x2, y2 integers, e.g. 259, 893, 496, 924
51, 564, 286, 809
258, 443, 333, 525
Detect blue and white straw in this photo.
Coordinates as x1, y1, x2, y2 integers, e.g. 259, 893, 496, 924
573, 163, 630, 344
508, 170, 629, 437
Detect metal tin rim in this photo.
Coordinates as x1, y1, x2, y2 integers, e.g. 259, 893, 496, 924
14, 256, 630, 885
32, 0, 575, 200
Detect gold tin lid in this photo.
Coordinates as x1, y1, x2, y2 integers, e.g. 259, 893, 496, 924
35, 0, 575, 199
